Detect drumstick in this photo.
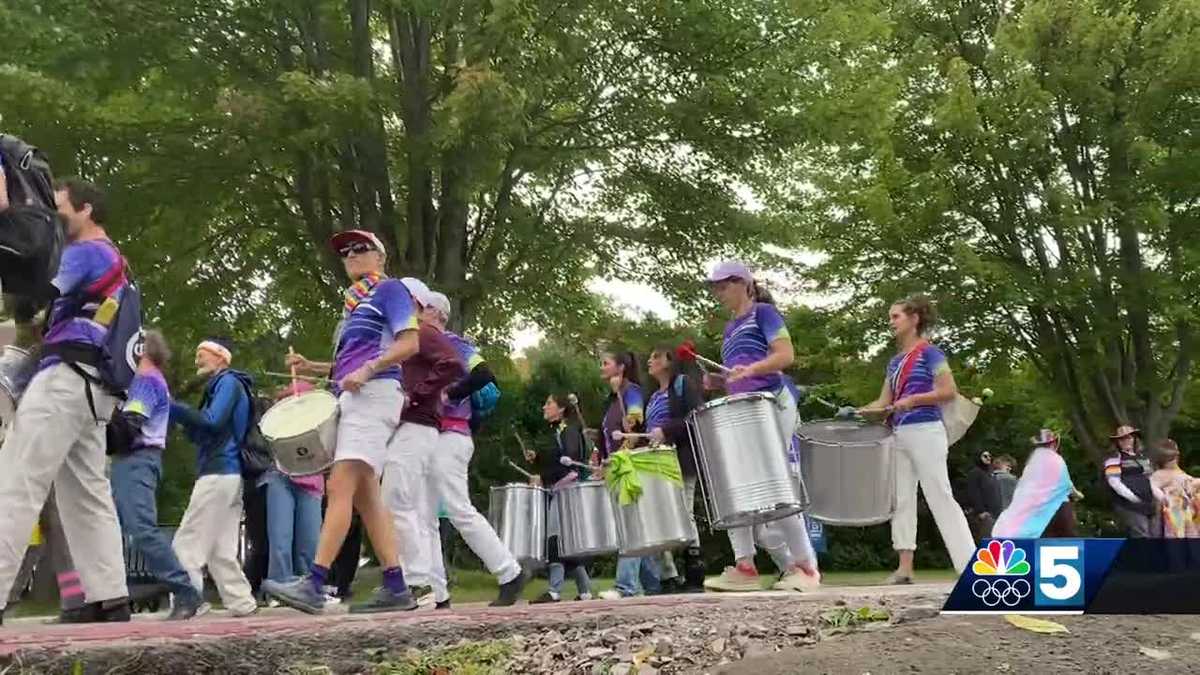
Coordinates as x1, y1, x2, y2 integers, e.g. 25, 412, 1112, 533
261, 371, 328, 385
675, 342, 731, 373
812, 396, 840, 411
506, 459, 534, 479
612, 431, 654, 440
559, 456, 591, 470
288, 345, 299, 398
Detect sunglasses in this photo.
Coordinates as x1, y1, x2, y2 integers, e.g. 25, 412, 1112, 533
338, 242, 376, 257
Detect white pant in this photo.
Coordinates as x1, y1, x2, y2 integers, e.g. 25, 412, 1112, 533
382, 423, 445, 600
0, 363, 127, 609
172, 474, 256, 614
724, 386, 816, 570
890, 421, 975, 572
434, 432, 521, 584
334, 380, 404, 475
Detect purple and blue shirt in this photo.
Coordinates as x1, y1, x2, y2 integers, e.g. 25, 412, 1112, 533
440, 332, 485, 436
40, 239, 126, 370
885, 343, 950, 426
332, 278, 418, 393
123, 366, 171, 450
721, 303, 791, 395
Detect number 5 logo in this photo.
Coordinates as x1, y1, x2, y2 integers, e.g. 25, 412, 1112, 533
1035, 541, 1085, 607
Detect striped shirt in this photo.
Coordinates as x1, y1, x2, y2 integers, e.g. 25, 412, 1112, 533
645, 388, 669, 433
721, 303, 790, 395
441, 332, 485, 435
885, 343, 950, 426
331, 278, 418, 392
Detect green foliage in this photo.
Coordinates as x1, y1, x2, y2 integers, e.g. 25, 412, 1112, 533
374, 640, 513, 675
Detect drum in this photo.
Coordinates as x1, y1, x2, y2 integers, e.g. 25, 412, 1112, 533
687, 392, 806, 529
556, 480, 620, 559
798, 419, 894, 526
0, 346, 36, 444
610, 448, 695, 556
258, 390, 339, 476
488, 484, 548, 564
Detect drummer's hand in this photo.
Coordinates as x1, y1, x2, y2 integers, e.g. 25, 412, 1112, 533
339, 365, 371, 393
649, 427, 665, 445
529, 475, 542, 487
523, 447, 536, 463
611, 430, 625, 442
835, 406, 857, 419
589, 449, 600, 466
891, 397, 916, 412
727, 364, 753, 383
286, 352, 312, 372
703, 373, 724, 391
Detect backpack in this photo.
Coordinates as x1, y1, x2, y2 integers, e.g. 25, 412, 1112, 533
470, 381, 500, 423
231, 376, 275, 479
105, 409, 138, 456
0, 134, 63, 302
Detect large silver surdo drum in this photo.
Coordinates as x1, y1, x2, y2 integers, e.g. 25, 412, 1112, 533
687, 392, 807, 529
798, 419, 894, 526
556, 480, 621, 559
488, 483, 548, 564
609, 448, 695, 556
0, 346, 36, 444
258, 390, 339, 476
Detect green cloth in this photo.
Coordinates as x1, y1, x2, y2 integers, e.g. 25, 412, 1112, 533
605, 449, 683, 505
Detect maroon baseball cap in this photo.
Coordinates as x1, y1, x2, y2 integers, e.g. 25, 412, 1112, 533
330, 229, 386, 255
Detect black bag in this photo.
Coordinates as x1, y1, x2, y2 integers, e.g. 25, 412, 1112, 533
0, 134, 63, 302
106, 409, 138, 456
233, 379, 275, 479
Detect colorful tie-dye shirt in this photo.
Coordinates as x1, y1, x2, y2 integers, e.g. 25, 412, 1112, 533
40, 239, 126, 369
331, 278, 418, 393
440, 331, 485, 435
600, 382, 644, 458
991, 446, 1074, 539
123, 366, 171, 450
885, 343, 950, 426
721, 303, 790, 395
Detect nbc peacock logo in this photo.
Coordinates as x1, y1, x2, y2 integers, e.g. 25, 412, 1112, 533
970, 540, 1032, 607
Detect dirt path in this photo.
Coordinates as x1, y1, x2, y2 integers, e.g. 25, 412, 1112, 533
722, 614, 1200, 675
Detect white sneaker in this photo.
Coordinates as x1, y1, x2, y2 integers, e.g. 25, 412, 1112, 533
772, 567, 821, 592
577, 592, 593, 601
598, 590, 622, 601
266, 598, 281, 608
324, 595, 342, 606
416, 592, 437, 608
704, 565, 762, 592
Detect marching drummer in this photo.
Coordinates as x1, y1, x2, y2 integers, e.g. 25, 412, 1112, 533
703, 261, 821, 593
595, 351, 662, 599
265, 229, 420, 614
851, 294, 974, 583
528, 393, 595, 603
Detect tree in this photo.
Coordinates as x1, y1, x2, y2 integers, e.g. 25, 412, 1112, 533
781, 0, 1200, 456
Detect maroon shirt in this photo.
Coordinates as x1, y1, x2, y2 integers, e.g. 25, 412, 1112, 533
401, 324, 466, 428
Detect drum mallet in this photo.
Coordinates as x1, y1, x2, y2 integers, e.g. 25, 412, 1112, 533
288, 345, 300, 398
261, 371, 329, 385
675, 341, 730, 374
559, 456, 592, 470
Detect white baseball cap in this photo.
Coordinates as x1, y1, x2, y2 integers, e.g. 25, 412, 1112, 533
425, 291, 451, 318
399, 277, 430, 307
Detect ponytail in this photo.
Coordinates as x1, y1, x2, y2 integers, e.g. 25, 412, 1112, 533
751, 281, 775, 305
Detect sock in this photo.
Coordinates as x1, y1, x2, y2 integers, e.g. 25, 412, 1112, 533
735, 560, 758, 575
382, 566, 408, 594
309, 564, 330, 594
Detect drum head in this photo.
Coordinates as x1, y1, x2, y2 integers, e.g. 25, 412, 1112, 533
797, 419, 891, 445
260, 390, 338, 440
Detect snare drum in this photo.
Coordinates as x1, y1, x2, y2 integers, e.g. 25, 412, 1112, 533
0, 346, 36, 444
687, 392, 807, 529
488, 484, 548, 564
798, 419, 894, 526
556, 480, 620, 559
259, 390, 339, 476
609, 448, 694, 556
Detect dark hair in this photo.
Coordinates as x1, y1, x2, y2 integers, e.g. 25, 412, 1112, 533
604, 350, 642, 387
53, 178, 109, 225
750, 280, 775, 305
1157, 439, 1180, 467
893, 294, 937, 335
651, 343, 703, 395
141, 329, 171, 369
547, 392, 578, 420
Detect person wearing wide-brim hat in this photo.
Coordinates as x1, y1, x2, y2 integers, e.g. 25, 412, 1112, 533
1103, 425, 1164, 537
993, 430, 1079, 539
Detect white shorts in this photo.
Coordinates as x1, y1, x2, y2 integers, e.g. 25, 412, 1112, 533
334, 379, 404, 475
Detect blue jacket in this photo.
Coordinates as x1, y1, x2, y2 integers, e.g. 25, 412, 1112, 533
170, 369, 252, 477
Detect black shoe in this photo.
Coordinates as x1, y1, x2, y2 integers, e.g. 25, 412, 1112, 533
435, 598, 452, 610
349, 586, 418, 614
166, 595, 211, 621
659, 577, 683, 595
61, 598, 132, 624
489, 570, 529, 607
529, 591, 560, 605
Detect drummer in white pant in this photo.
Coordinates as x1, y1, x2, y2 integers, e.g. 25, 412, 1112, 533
379, 280, 465, 608
416, 290, 528, 606
851, 295, 974, 582
702, 260, 821, 593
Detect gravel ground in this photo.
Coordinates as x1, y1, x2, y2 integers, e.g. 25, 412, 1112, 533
26, 585, 1196, 674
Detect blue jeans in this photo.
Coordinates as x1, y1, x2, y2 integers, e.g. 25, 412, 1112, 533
263, 471, 321, 582
615, 555, 662, 597
111, 449, 199, 602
